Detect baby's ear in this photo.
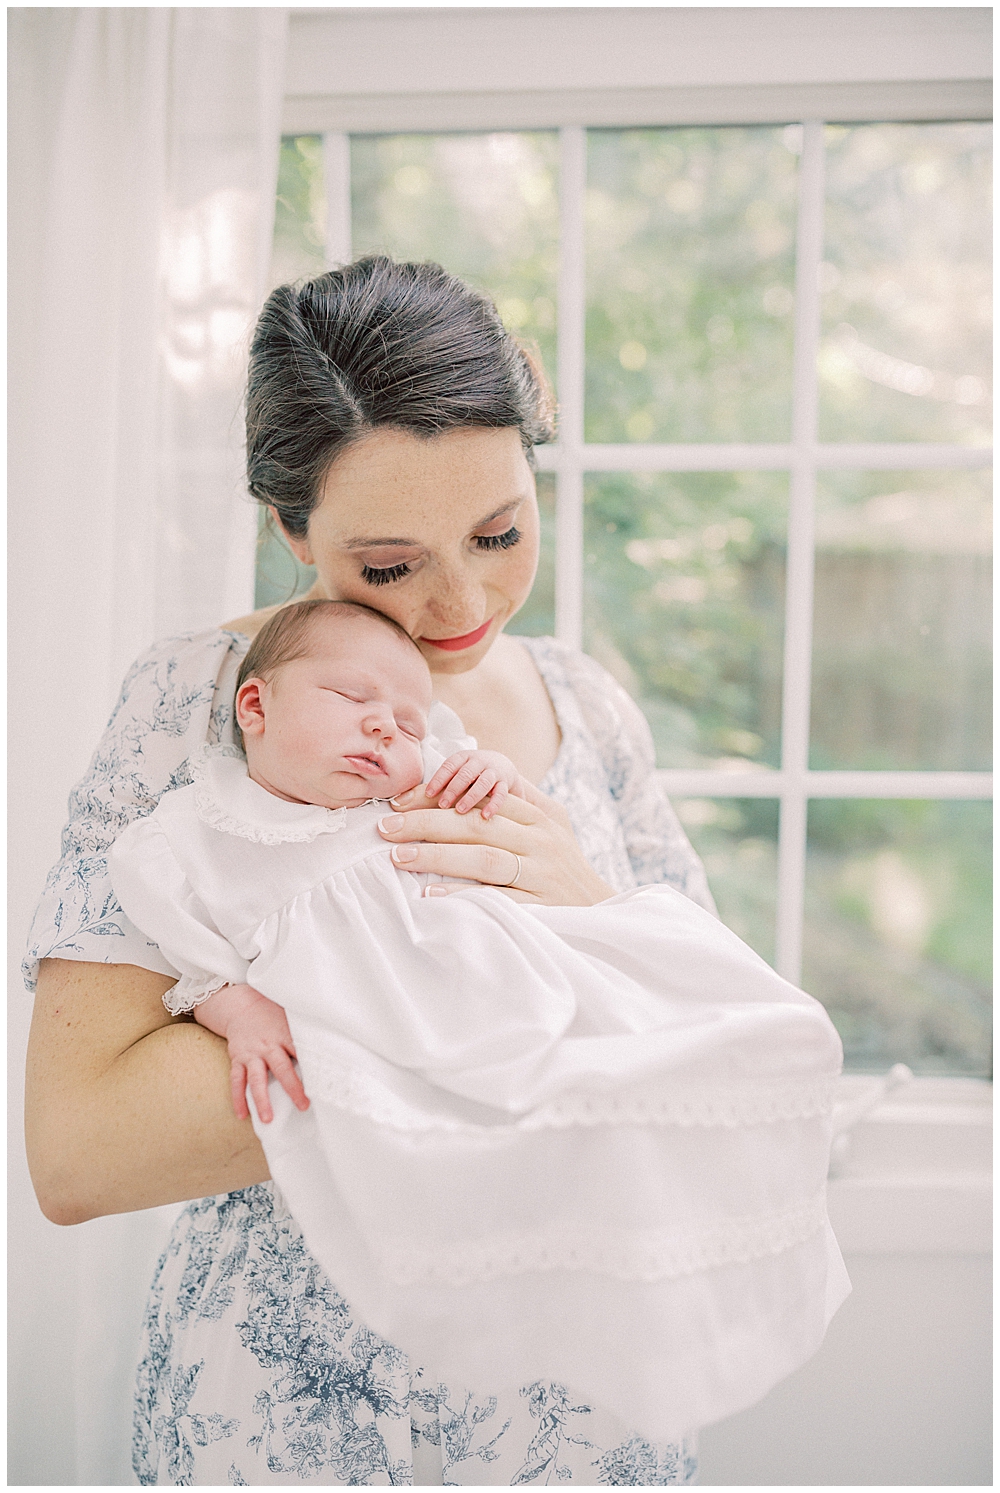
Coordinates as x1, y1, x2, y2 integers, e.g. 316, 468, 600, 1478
235, 679, 267, 737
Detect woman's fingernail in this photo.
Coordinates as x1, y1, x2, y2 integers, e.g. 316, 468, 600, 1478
390, 790, 414, 807
425, 884, 450, 897
379, 814, 405, 833
391, 844, 418, 864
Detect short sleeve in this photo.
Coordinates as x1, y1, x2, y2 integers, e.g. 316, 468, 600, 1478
23, 629, 249, 992
551, 645, 717, 915
109, 817, 251, 1014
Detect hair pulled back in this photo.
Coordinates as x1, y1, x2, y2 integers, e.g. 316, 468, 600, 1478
246, 256, 555, 538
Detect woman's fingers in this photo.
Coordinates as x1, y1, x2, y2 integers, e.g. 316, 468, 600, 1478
399, 840, 525, 889
378, 800, 539, 851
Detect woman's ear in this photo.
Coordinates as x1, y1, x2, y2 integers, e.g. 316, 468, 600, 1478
235, 679, 268, 738
269, 505, 314, 567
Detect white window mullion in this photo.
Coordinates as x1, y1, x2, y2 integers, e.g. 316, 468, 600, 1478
322, 131, 352, 267
555, 125, 587, 651
776, 119, 825, 985
535, 442, 992, 474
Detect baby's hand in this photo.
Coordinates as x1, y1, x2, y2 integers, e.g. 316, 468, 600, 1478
194, 983, 309, 1124
423, 749, 526, 821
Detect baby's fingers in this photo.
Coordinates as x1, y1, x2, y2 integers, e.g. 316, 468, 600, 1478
454, 770, 500, 814
436, 761, 489, 809
478, 780, 509, 821
246, 1058, 274, 1125
424, 753, 472, 800
230, 1061, 250, 1121
269, 1047, 310, 1112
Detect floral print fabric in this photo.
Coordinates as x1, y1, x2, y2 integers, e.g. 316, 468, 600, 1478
26, 627, 709, 1485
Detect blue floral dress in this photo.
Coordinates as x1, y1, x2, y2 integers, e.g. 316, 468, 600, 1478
25, 629, 714, 1486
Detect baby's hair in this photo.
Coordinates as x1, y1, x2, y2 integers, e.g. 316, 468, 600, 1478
235, 598, 422, 704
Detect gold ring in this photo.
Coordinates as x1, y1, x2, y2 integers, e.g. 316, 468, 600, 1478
501, 852, 523, 888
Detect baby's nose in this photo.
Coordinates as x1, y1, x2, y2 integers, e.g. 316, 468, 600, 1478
364, 703, 395, 735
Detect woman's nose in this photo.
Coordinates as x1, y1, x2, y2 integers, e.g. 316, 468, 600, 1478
423, 566, 484, 633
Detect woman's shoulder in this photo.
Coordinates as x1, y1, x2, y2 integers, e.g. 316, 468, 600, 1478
112, 627, 250, 725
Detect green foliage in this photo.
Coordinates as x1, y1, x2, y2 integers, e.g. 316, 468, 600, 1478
583, 471, 787, 766
351, 133, 559, 389
586, 127, 798, 442
820, 122, 992, 445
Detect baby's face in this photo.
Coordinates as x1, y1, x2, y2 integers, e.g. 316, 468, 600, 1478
238, 614, 432, 809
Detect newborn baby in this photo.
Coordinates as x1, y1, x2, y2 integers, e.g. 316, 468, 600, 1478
175, 600, 525, 1126
110, 598, 848, 1442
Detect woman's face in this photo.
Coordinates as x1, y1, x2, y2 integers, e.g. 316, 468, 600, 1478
277, 426, 540, 676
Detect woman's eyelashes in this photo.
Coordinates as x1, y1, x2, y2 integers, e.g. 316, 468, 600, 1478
359, 526, 522, 586
361, 561, 411, 587
475, 524, 522, 553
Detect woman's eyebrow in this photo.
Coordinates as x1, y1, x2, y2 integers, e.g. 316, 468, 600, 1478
340, 500, 523, 550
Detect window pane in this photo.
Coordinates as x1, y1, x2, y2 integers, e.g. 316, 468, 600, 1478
804, 799, 992, 1076
583, 472, 787, 767
819, 122, 992, 445
270, 135, 326, 289
506, 472, 555, 639
810, 468, 992, 770
674, 797, 778, 965
351, 133, 558, 388
586, 126, 798, 443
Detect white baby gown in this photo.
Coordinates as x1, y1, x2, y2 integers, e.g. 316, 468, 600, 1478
110, 736, 849, 1444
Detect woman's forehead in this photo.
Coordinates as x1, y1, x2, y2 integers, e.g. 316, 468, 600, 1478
314, 426, 532, 538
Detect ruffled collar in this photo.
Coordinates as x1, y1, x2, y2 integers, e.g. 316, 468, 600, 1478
189, 745, 354, 846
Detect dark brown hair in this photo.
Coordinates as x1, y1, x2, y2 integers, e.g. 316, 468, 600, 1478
235, 598, 422, 701
246, 256, 555, 538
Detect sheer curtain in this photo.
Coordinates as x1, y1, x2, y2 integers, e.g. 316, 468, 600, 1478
8, 9, 288, 1482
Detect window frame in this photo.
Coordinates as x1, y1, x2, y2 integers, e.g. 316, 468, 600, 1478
313, 104, 992, 1000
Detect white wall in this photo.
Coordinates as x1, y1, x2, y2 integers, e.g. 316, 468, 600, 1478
699, 1252, 992, 1486
286, 6, 991, 96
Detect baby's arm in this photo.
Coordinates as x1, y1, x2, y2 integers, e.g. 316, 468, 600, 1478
423, 750, 526, 820
193, 984, 309, 1125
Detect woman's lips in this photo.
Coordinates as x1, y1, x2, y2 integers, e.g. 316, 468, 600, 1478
420, 617, 493, 652
343, 754, 388, 777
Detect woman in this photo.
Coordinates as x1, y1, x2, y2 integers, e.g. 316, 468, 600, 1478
25, 257, 714, 1486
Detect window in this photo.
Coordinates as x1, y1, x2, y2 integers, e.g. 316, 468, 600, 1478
262, 118, 992, 1078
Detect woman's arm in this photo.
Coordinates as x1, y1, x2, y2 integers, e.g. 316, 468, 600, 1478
26, 959, 269, 1225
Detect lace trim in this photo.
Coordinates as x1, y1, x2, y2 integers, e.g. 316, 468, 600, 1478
377, 1190, 829, 1286
162, 975, 229, 1016
188, 744, 349, 845
310, 1067, 839, 1139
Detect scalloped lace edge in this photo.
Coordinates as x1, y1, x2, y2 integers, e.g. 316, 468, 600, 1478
162, 976, 229, 1016
188, 744, 349, 845
309, 1068, 839, 1138
376, 1190, 828, 1286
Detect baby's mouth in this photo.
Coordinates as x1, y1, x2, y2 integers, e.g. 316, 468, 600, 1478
343, 754, 388, 778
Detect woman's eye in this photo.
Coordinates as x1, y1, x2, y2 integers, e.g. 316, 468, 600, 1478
475, 525, 522, 553
361, 561, 412, 587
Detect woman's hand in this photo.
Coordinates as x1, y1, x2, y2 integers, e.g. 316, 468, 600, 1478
377, 782, 615, 906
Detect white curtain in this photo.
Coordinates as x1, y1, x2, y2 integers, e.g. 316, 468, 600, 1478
8, 9, 288, 1482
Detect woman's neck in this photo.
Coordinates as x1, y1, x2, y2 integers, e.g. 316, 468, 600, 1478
431, 634, 561, 783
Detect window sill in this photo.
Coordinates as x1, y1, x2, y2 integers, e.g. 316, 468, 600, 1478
828, 1075, 992, 1254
